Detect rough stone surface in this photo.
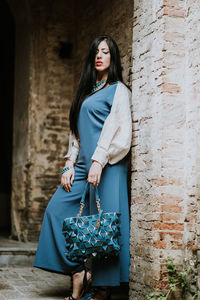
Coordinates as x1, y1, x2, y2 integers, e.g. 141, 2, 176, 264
130, 0, 200, 298
0, 267, 128, 300
0, 267, 70, 300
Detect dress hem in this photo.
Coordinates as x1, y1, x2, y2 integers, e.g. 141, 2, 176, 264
33, 263, 71, 276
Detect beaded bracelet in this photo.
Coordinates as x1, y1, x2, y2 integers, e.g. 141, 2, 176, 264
62, 166, 70, 174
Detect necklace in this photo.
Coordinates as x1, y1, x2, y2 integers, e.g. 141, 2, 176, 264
92, 79, 105, 93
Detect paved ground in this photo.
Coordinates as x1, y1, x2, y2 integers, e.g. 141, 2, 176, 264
0, 267, 129, 300
0, 267, 71, 300
0, 234, 128, 300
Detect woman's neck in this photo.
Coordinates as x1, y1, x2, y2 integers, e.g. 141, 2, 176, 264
96, 71, 108, 83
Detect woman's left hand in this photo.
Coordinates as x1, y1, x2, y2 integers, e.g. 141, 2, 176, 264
87, 161, 103, 187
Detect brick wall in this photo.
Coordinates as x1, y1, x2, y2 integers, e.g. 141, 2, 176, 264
11, 0, 75, 241
184, 0, 200, 297
130, 0, 200, 298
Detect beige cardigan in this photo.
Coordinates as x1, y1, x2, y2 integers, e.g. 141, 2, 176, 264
64, 81, 132, 168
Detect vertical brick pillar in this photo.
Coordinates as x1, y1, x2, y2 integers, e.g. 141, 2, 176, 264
130, 0, 200, 298
184, 0, 200, 298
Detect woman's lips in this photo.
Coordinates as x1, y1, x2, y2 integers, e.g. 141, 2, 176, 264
96, 62, 103, 66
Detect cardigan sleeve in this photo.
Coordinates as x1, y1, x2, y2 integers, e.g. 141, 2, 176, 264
91, 82, 132, 168
64, 131, 80, 163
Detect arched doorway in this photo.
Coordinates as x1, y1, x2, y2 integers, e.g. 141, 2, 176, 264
0, 0, 15, 237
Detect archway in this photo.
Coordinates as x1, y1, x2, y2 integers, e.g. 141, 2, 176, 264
0, 0, 15, 237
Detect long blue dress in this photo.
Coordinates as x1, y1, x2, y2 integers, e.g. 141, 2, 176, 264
33, 82, 130, 286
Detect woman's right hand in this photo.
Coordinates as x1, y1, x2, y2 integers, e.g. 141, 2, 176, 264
61, 159, 75, 192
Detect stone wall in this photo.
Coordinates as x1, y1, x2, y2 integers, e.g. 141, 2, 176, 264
130, 0, 200, 298
10, 0, 75, 241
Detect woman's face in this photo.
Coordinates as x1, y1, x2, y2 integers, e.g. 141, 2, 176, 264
94, 40, 111, 73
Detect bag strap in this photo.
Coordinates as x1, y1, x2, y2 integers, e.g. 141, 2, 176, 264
77, 182, 101, 217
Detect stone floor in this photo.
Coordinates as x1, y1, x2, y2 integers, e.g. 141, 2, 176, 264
0, 266, 70, 300
0, 267, 129, 300
0, 233, 129, 300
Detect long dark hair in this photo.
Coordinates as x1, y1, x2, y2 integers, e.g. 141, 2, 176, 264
69, 35, 123, 138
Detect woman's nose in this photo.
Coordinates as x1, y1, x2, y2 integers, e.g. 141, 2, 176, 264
97, 52, 102, 59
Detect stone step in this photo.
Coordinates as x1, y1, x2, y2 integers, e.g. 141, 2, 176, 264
0, 236, 37, 267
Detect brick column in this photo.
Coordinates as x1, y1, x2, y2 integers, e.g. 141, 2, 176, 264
130, 0, 200, 298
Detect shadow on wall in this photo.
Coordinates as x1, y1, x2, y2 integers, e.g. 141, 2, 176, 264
0, 0, 15, 236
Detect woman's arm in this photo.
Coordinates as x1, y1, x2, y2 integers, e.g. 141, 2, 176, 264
61, 131, 80, 192
64, 131, 80, 164
91, 82, 132, 168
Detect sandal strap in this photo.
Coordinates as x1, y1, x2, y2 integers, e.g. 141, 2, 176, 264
83, 269, 88, 288
69, 295, 77, 300
64, 295, 77, 300
70, 268, 91, 300
71, 265, 85, 275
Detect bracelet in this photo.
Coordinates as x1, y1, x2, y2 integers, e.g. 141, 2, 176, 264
62, 166, 70, 174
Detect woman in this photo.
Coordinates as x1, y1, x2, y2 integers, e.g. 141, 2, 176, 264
33, 35, 132, 300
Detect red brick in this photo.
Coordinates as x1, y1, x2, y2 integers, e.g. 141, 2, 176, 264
160, 83, 181, 94
131, 197, 142, 204
154, 222, 184, 231
187, 241, 198, 251
159, 232, 183, 240
151, 177, 181, 186
153, 195, 183, 206
163, 32, 184, 42
154, 280, 169, 290
159, 213, 181, 222
185, 214, 197, 222
161, 205, 182, 213
170, 241, 183, 250
138, 221, 153, 230
163, 7, 185, 18
151, 178, 167, 186
153, 241, 167, 249
163, 0, 180, 7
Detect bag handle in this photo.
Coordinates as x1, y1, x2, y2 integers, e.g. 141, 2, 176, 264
77, 182, 101, 217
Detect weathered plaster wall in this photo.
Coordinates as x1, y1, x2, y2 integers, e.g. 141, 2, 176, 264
130, 0, 200, 298
184, 1, 200, 298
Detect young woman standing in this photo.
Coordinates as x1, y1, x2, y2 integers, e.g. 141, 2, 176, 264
34, 35, 132, 300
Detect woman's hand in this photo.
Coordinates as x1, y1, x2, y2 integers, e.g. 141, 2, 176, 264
88, 160, 103, 188
61, 159, 75, 192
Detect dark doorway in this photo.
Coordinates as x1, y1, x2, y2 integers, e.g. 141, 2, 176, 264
0, 0, 15, 236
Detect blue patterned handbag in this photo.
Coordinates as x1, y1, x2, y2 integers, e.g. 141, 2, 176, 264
62, 182, 120, 262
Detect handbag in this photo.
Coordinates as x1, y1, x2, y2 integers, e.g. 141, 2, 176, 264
62, 182, 121, 262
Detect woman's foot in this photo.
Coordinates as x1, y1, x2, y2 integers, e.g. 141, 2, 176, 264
64, 269, 92, 300
90, 287, 111, 300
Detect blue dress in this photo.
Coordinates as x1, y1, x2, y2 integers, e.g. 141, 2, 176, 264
33, 82, 130, 286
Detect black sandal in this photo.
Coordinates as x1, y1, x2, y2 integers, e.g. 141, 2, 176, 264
64, 268, 92, 300
65, 296, 77, 300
